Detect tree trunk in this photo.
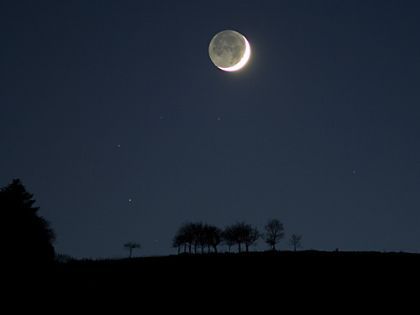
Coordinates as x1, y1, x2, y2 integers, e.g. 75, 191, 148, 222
238, 243, 242, 253
246, 244, 249, 252
129, 248, 133, 258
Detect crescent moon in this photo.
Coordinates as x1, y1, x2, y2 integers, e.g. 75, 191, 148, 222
218, 36, 251, 72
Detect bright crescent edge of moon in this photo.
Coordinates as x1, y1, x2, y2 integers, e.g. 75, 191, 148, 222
218, 36, 251, 72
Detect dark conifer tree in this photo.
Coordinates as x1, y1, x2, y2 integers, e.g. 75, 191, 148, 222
0, 179, 55, 264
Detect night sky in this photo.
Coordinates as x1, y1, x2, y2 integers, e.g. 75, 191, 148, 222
1, 0, 420, 258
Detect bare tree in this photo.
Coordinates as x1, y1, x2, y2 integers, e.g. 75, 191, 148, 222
224, 223, 259, 253
174, 222, 196, 254
289, 234, 302, 252
174, 222, 223, 254
225, 223, 245, 252
203, 224, 222, 253
222, 226, 237, 253
124, 242, 141, 258
172, 233, 183, 254
244, 226, 260, 252
190, 222, 204, 254
264, 219, 284, 251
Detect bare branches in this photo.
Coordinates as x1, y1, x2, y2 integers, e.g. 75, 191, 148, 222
289, 234, 303, 252
264, 219, 284, 251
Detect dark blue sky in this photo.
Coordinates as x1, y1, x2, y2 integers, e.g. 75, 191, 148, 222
1, 0, 419, 258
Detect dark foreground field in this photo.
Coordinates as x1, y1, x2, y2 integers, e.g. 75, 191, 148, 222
50, 250, 420, 288
6, 251, 415, 309
10, 250, 419, 304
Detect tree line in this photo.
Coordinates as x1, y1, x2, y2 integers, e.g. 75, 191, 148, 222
172, 220, 302, 254
0, 178, 302, 262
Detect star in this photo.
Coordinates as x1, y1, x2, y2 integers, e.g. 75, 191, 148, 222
128, 198, 133, 203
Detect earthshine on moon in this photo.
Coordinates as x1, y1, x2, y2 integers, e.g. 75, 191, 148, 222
209, 30, 251, 72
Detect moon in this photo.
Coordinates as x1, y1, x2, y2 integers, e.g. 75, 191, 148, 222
209, 30, 251, 72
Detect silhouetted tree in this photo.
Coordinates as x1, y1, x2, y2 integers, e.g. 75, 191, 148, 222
243, 226, 260, 252
186, 222, 203, 254
174, 223, 223, 254
203, 224, 222, 253
181, 223, 195, 254
124, 242, 141, 258
172, 232, 184, 254
264, 219, 284, 251
0, 179, 55, 264
289, 234, 302, 252
173, 222, 198, 254
174, 222, 259, 254
193, 222, 207, 254
225, 222, 260, 253
224, 223, 243, 252
222, 226, 237, 253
